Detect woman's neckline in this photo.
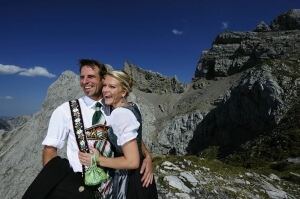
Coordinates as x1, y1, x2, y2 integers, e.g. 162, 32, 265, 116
111, 102, 134, 110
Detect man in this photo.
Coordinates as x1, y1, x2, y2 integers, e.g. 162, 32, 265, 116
35, 59, 152, 198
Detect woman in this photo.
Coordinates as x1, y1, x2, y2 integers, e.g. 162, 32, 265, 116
80, 70, 158, 199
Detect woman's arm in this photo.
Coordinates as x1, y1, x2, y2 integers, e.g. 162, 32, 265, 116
98, 139, 140, 169
79, 108, 141, 170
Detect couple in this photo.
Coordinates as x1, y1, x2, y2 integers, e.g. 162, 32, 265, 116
22, 59, 158, 199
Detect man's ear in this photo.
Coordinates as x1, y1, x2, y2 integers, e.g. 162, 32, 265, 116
101, 75, 106, 81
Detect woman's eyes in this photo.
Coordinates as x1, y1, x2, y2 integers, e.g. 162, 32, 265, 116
103, 84, 116, 88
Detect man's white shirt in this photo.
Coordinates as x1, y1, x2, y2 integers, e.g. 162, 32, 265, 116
42, 96, 110, 172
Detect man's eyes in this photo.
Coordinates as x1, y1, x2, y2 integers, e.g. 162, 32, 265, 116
80, 75, 95, 79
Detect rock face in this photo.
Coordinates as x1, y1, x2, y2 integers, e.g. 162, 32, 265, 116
188, 61, 300, 157
271, 9, 300, 30
193, 9, 300, 80
1, 9, 300, 199
125, 61, 187, 94
193, 30, 300, 79
0, 118, 10, 131
4, 114, 32, 130
253, 21, 271, 32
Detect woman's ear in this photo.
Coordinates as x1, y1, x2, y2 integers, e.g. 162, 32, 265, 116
122, 90, 128, 97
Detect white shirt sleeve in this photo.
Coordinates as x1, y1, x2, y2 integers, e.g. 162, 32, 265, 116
107, 107, 139, 146
42, 103, 70, 149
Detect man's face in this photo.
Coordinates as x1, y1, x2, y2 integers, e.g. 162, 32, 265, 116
79, 65, 103, 101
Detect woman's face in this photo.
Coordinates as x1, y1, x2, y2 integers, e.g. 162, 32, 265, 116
102, 75, 127, 108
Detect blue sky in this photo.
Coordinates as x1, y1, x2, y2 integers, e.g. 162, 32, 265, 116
0, 0, 299, 117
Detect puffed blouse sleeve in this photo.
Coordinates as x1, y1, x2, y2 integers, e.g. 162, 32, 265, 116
106, 107, 139, 146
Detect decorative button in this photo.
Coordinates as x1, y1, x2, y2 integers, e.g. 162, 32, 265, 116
79, 186, 85, 192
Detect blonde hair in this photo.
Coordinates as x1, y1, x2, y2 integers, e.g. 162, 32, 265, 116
105, 70, 133, 97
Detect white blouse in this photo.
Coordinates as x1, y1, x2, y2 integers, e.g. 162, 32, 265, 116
106, 107, 140, 146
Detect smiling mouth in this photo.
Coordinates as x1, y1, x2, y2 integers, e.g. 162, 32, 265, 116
84, 86, 93, 91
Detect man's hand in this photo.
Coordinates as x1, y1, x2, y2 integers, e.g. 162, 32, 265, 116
140, 141, 154, 187
78, 145, 100, 167
140, 154, 154, 187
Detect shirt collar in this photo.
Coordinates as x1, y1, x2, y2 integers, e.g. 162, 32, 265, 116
82, 95, 104, 108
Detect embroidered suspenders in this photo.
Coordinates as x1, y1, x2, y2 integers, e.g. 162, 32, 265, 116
69, 99, 90, 176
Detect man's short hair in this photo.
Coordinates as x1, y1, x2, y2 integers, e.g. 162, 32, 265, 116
78, 59, 107, 79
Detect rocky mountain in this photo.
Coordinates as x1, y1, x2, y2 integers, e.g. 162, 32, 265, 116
124, 61, 187, 94
1, 9, 300, 199
0, 114, 33, 131
0, 118, 10, 131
